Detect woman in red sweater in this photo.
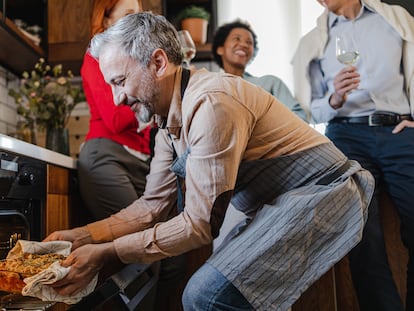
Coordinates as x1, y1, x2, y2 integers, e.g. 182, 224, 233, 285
78, 0, 153, 221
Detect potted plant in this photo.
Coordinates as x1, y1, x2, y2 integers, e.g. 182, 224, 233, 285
176, 5, 210, 45
8, 58, 85, 155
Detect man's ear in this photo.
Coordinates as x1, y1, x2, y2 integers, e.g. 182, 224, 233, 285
151, 48, 169, 77
217, 46, 224, 56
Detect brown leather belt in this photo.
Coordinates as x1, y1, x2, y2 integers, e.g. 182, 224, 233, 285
330, 111, 412, 127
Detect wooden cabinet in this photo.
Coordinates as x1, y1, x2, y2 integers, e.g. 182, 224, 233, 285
0, 0, 214, 75
46, 0, 163, 76
0, 0, 46, 75
47, 0, 94, 75
44, 164, 70, 311
45, 163, 86, 311
142, 0, 163, 15
45, 164, 71, 235
0, 0, 92, 76
67, 115, 90, 159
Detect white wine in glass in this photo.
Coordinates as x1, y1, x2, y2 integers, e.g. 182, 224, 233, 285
336, 34, 361, 92
336, 35, 360, 66
177, 30, 196, 69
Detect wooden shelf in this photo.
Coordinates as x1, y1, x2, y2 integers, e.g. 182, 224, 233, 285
0, 12, 44, 75
195, 43, 213, 61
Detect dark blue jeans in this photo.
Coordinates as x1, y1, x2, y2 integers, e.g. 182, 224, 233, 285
326, 123, 414, 311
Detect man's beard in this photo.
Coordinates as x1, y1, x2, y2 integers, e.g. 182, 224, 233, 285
137, 102, 154, 123
135, 69, 160, 123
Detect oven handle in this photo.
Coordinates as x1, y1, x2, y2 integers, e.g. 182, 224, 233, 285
0, 210, 30, 250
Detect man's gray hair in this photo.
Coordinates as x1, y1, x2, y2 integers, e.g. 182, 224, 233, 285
90, 12, 182, 66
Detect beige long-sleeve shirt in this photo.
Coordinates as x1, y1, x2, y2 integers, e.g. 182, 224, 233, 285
86, 67, 329, 264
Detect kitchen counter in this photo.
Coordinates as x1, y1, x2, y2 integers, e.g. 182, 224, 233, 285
0, 133, 76, 170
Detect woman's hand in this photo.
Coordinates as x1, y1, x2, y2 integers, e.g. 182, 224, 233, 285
330, 66, 360, 109
43, 226, 92, 250
50, 242, 117, 296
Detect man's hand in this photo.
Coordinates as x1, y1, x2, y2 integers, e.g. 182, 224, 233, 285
330, 66, 360, 109
43, 226, 92, 250
392, 119, 414, 134
50, 242, 117, 296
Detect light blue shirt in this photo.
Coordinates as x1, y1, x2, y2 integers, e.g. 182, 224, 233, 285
309, 4, 410, 123
243, 72, 308, 122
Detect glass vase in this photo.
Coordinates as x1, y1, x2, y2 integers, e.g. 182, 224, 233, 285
45, 127, 70, 156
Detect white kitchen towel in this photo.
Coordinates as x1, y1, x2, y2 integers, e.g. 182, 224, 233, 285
7, 240, 72, 259
8, 240, 98, 304
22, 260, 98, 304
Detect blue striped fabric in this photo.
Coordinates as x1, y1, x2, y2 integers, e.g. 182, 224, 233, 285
208, 143, 374, 310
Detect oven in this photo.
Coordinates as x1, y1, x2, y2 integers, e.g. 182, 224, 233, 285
0, 150, 46, 259
0, 150, 54, 310
0, 149, 160, 310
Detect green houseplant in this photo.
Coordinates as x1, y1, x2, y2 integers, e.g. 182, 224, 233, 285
176, 5, 210, 21
176, 5, 210, 44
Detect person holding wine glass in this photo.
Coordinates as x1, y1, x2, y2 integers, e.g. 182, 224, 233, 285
335, 32, 362, 94
292, 0, 414, 310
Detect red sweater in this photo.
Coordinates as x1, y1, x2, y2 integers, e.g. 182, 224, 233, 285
80, 51, 151, 155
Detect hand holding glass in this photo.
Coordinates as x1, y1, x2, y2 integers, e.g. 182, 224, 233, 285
336, 34, 361, 92
177, 30, 196, 69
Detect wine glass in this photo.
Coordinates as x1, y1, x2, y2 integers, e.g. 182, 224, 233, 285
336, 33, 361, 91
177, 30, 196, 69
335, 34, 360, 66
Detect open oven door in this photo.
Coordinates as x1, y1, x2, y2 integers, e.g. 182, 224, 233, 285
0, 209, 29, 259
68, 262, 160, 311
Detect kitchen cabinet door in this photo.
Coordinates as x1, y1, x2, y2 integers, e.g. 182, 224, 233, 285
48, 0, 93, 75
142, 0, 163, 14
47, 0, 161, 76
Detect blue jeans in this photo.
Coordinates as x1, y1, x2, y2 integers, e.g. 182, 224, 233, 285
182, 263, 254, 311
326, 123, 414, 311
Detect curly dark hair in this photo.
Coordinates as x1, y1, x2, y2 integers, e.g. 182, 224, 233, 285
212, 19, 259, 69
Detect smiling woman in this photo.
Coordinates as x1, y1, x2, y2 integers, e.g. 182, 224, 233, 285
217, 0, 323, 91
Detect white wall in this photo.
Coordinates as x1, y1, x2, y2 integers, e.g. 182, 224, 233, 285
217, 0, 324, 91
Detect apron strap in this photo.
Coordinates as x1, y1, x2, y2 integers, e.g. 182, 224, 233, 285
171, 67, 191, 213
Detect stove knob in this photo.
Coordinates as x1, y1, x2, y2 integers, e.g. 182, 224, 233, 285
17, 172, 34, 185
